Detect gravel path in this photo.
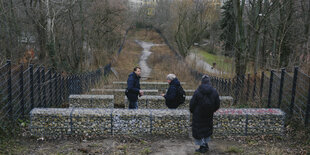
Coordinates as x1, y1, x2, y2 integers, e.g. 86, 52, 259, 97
187, 53, 226, 75
135, 40, 163, 80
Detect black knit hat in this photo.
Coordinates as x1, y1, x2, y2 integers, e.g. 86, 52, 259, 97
201, 75, 210, 84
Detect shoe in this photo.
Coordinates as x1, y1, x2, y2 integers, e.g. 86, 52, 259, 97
195, 144, 209, 153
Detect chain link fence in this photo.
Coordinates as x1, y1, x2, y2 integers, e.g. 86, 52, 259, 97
0, 60, 104, 132
191, 67, 310, 127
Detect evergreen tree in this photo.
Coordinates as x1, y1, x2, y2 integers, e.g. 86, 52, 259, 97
220, 0, 235, 56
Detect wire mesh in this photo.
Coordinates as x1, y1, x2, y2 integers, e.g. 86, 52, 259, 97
270, 73, 281, 108
0, 61, 105, 129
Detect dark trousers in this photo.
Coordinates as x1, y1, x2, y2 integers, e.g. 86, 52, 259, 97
128, 100, 138, 109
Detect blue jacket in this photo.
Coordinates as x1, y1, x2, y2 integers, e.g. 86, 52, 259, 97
190, 84, 220, 139
126, 72, 141, 102
164, 78, 181, 109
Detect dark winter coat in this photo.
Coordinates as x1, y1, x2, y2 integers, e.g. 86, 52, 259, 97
164, 78, 181, 109
190, 84, 220, 139
126, 72, 141, 102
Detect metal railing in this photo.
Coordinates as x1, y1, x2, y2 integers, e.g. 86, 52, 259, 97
0, 60, 104, 131
191, 67, 310, 127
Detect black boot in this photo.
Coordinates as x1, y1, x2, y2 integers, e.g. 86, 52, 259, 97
195, 144, 209, 153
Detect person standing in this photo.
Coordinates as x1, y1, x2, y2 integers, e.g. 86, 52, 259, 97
190, 75, 220, 153
126, 67, 144, 109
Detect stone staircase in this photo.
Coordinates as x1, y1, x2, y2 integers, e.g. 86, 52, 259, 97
30, 81, 285, 138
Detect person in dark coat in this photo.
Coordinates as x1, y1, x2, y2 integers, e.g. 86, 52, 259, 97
190, 75, 220, 153
161, 74, 182, 109
126, 67, 144, 109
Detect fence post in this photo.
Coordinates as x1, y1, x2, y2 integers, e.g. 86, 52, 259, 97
233, 77, 239, 105
60, 76, 63, 104
42, 67, 46, 107
30, 64, 34, 110
74, 75, 77, 94
59, 75, 61, 105
19, 64, 24, 118
73, 75, 75, 93
7, 60, 12, 119
62, 76, 65, 103
67, 76, 71, 96
241, 75, 245, 102
246, 74, 250, 102
228, 79, 231, 95
305, 79, 310, 127
290, 67, 298, 117
252, 72, 257, 99
278, 68, 285, 108
260, 71, 264, 98
72, 75, 75, 94
267, 70, 274, 108
221, 78, 224, 94
67, 77, 70, 101
78, 75, 81, 94
48, 69, 53, 107
37, 68, 41, 107
54, 73, 58, 106
224, 79, 228, 95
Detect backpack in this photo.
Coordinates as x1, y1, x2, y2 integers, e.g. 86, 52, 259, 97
176, 85, 186, 105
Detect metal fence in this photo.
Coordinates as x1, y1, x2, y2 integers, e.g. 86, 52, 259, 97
191, 67, 310, 127
0, 60, 104, 131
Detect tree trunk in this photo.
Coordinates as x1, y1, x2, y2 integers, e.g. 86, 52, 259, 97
233, 0, 247, 77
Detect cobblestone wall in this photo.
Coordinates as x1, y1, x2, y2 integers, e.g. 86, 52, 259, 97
69, 95, 114, 108
90, 89, 159, 95
30, 108, 284, 137
112, 81, 186, 90
124, 96, 234, 109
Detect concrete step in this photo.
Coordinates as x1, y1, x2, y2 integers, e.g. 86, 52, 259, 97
124, 95, 234, 109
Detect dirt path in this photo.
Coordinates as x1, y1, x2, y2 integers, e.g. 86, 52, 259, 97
135, 40, 163, 80
187, 53, 225, 75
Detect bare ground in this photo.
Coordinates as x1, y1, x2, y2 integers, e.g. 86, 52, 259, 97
1, 133, 308, 155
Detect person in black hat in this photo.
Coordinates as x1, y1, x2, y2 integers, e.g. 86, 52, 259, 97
190, 75, 220, 153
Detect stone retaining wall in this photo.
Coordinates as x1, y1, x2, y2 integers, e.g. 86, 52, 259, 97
30, 108, 284, 137
165, 89, 195, 96
89, 89, 159, 106
113, 81, 186, 90
184, 90, 195, 96
124, 95, 234, 109
213, 109, 285, 135
30, 108, 190, 137
91, 89, 159, 95
69, 95, 114, 108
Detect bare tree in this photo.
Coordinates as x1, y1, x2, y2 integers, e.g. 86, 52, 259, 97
173, 0, 212, 56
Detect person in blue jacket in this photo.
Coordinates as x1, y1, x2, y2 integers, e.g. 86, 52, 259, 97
161, 74, 182, 109
126, 67, 144, 109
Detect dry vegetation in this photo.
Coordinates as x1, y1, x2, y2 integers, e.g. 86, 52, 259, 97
130, 29, 164, 44
148, 45, 200, 89
103, 29, 200, 89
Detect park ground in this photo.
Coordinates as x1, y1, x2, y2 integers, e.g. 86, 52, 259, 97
1, 29, 309, 155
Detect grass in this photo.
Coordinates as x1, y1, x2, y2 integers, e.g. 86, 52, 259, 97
224, 146, 244, 153
195, 48, 259, 76
195, 48, 234, 74
140, 147, 152, 154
